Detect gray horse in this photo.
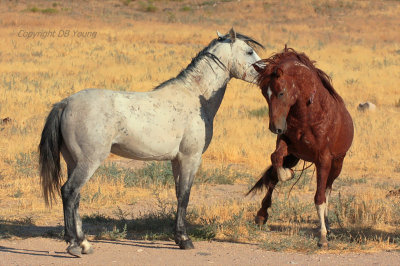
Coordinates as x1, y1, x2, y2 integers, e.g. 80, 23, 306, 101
39, 28, 263, 256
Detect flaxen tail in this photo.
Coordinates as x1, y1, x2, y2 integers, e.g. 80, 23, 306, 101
246, 166, 274, 196
39, 101, 67, 206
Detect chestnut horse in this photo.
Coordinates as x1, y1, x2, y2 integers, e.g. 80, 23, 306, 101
248, 47, 354, 247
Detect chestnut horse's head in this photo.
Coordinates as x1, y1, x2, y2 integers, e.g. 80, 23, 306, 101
253, 47, 341, 135
253, 59, 298, 135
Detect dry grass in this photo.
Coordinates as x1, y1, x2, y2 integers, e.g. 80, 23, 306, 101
0, 0, 399, 252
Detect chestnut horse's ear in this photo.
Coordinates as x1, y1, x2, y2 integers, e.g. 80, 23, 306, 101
253, 62, 265, 74
229, 27, 236, 42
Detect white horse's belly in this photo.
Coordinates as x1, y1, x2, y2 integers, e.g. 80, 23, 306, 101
111, 93, 189, 160
111, 142, 178, 161
111, 127, 182, 161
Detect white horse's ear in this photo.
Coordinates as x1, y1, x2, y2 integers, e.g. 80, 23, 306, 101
217, 31, 223, 38
229, 27, 236, 42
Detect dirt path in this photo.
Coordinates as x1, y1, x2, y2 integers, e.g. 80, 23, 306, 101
1, 237, 400, 265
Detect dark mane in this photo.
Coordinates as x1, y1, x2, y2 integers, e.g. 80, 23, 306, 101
176, 38, 225, 80
154, 32, 264, 90
181, 32, 263, 78
257, 47, 342, 101
234, 33, 264, 50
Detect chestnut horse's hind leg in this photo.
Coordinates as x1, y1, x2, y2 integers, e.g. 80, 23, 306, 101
325, 156, 345, 235
314, 154, 332, 248
255, 154, 300, 225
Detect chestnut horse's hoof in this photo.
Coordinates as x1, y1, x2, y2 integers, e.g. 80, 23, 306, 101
318, 241, 329, 248
255, 215, 266, 226
67, 244, 82, 258
179, 239, 195, 250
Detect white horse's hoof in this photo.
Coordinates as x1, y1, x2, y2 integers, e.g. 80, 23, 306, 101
81, 239, 93, 254
67, 244, 82, 258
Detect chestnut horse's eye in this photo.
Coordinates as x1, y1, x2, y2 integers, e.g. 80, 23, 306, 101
278, 92, 284, 98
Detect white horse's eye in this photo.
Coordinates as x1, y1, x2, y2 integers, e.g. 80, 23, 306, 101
247, 50, 254, 55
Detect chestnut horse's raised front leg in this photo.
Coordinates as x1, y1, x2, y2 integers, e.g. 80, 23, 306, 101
271, 137, 294, 182
254, 154, 300, 225
255, 166, 278, 225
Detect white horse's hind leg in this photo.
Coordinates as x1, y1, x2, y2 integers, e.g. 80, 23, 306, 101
80, 239, 93, 254
61, 159, 102, 257
173, 153, 201, 249
60, 145, 78, 254
76, 199, 93, 254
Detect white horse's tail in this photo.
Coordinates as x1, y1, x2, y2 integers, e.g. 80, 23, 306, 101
39, 101, 67, 206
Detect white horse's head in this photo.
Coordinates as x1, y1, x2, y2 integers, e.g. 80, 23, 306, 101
210, 28, 263, 83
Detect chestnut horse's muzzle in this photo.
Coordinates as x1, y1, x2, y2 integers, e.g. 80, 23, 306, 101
269, 120, 287, 135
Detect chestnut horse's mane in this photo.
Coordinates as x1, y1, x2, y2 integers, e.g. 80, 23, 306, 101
258, 46, 342, 102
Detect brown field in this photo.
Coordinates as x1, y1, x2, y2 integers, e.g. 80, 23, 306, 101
0, 0, 400, 254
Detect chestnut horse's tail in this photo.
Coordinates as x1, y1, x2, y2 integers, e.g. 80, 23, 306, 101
39, 101, 67, 206
246, 155, 300, 196
246, 166, 274, 196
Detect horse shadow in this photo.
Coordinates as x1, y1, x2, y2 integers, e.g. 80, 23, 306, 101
0, 213, 216, 253
0, 218, 71, 258
3, 216, 398, 255
0, 215, 184, 258
0, 245, 73, 259
269, 222, 400, 248
79, 211, 216, 246
0, 218, 64, 239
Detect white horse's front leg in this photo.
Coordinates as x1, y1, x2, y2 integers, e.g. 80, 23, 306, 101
173, 153, 201, 249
